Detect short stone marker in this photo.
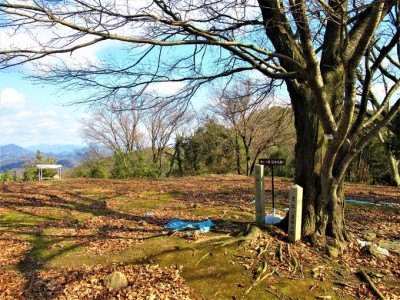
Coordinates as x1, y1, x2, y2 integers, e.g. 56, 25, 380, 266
288, 185, 303, 243
104, 271, 128, 289
254, 164, 265, 226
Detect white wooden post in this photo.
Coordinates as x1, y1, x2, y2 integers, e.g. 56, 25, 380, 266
288, 185, 303, 243
254, 164, 265, 225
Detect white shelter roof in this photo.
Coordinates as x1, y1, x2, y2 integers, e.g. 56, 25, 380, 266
36, 164, 63, 169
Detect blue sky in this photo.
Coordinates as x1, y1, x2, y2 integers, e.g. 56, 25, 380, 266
0, 26, 128, 148
0, 49, 208, 148
0, 4, 279, 149
0, 35, 218, 149
0, 68, 86, 147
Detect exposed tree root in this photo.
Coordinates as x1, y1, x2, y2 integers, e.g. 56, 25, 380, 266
244, 266, 276, 295
193, 234, 231, 244
277, 244, 283, 262
257, 243, 269, 258
357, 270, 386, 300
288, 245, 299, 275
195, 225, 262, 248
264, 287, 285, 300
195, 252, 212, 266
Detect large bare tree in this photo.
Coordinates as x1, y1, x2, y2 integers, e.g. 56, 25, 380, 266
142, 100, 192, 175
81, 101, 143, 154
1, 0, 399, 249
211, 80, 294, 176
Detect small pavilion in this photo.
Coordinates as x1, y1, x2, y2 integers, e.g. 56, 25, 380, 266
36, 164, 63, 181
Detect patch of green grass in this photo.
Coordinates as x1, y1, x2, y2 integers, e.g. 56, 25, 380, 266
0, 211, 59, 227
188, 206, 254, 222
17, 233, 81, 273
276, 278, 354, 299
72, 188, 114, 195
188, 207, 224, 217
68, 211, 98, 221
116, 198, 167, 211
125, 236, 265, 299
141, 191, 174, 199
44, 247, 107, 269
114, 192, 182, 212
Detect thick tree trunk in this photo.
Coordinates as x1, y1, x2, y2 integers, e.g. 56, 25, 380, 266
389, 154, 400, 187
243, 141, 251, 176
176, 141, 184, 176
287, 82, 348, 249
234, 133, 241, 175
312, 176, 348, 250
378, 132, 400, 187
167, 138, 184, 177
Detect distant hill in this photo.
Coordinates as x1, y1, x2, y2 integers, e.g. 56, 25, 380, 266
0, 144, 84, 171
26, 144, 83, 154
0, 144, 34, 159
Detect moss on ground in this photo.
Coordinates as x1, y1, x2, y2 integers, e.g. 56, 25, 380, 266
111, 192, 186, 212
1, 178, 398, 299
0, 211, 59, 227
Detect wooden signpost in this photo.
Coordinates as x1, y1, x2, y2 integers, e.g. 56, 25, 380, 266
254, 164, 265, 225
255, 158, 303, 242
258, 158, 286, 215
288, 185, 303, 242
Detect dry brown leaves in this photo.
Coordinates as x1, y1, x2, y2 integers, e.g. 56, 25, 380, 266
0, 176, 399, 299
239, 231, 400, 299
0, 232, 31, 267
0, 265, 194, 300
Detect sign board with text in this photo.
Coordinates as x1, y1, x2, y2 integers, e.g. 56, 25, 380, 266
288, 185, 303, 243
258, 158, 286, 166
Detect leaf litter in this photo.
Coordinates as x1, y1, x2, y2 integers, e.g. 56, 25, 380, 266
0, 176, 399, 299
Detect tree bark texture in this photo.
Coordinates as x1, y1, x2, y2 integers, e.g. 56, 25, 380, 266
285, 81, 349, 248
257, 0, 399, 248
389, 154, 400, 187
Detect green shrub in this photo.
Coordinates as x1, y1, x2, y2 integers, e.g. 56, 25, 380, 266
0, 170, 14, 182
23, 150, 58, 181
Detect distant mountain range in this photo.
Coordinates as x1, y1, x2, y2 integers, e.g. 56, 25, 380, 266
26, 144, 82, 154
0, 144, 84, 171
0, 144, 33, 158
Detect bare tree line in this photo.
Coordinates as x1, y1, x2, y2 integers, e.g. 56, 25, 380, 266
79, 80, 294, 177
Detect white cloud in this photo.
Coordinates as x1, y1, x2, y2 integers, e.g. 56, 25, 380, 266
0, 91, 83, 147
16, 111, 33, 118
1, 110, 84, 147
0, 88, 26, 110
149, 81, 187, 96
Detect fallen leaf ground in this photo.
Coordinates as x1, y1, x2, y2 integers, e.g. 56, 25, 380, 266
0, 175, 399, 299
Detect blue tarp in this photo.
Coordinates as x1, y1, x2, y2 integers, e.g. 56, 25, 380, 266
346, 199, 378, 206
165, 218, 215, 233
345, 199, 399, 207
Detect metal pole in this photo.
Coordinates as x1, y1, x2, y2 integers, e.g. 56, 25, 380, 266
271, 166, 275, 216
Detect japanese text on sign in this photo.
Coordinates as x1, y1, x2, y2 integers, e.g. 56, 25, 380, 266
258, 158, 286, 166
